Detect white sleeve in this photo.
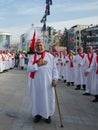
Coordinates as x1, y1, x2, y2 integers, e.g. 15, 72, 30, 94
27, 55, 39, 72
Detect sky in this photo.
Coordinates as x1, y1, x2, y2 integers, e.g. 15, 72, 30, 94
0, 0, 98, 43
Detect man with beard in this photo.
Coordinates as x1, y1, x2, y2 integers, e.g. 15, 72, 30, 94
27, 39, 58, 123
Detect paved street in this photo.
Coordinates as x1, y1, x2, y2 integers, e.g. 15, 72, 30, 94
0, 67, 98, 130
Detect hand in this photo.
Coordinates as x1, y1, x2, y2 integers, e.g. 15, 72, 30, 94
84, 71, 89, 76
52, 80, 57, 87
37, 59, 48, 67
42, 60, 48, 65
37, 59, 43, 67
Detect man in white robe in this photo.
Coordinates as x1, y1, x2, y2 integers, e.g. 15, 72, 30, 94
27, 39, 58, 123
65, 50, 75, 86
85, 49, 98, 102
63, 51, 68, 83
80, 46, 96, 95
74, 47, 86, 90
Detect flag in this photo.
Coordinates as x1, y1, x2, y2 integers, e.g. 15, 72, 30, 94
46, 0, 52, 5
45, 3, 50, 15
46, 0, 49, 4
40, 14, 47, 23
49, 0, 52, 5
41, 22, 46, 31
30, 30, 36, 51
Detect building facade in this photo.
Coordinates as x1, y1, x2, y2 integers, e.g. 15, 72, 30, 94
67, 25, 89, 53
85, 25, 98, 49
0, 32, 11, 50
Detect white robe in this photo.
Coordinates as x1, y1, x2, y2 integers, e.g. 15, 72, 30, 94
19, 54, 25, 67
87, 55, 98, 95
73, 54, 86, 85
27, 52, 58, 119
80, 53, 96, 93
65, 55, 75, 82
56, 56, 63, 79
63, 56, 67, 80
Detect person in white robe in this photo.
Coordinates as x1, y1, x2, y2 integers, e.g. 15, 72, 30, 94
74, 47, 86, 90
85, 49, 98, 102
65, 50, 75, 86
57, 52, 64, 80
63, 51, 68, 83
80, 46, 96, 95
27, 39, 58, 123
19, 51, 25, 70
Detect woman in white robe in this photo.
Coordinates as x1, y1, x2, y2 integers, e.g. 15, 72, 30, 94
27, 39, 58, 123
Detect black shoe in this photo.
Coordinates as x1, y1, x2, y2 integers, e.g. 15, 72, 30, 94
83, 93, 90, 96
64, 80, 66, 83
92, 99, 98, 102
82, 85, 86, 90
75, 85, 81, 90
67, 82, 70, 86
71, 82, 74, 86
45, 116, 51, 123
33, 115, 42, 123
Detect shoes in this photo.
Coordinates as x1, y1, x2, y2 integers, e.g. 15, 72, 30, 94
64, 80, 66, 83
83, 93, 90, 96
71, 82, 74, 86
34, 115, 52, 123
67, 82, 70, 86
33, 115, 42, 123
92, 99, 98, 102
82, 85, 86, 90
45, 116, 51, 123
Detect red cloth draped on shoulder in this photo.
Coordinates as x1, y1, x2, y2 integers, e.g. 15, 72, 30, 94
79, 53, 85, 59
22, 54, 24, 59
30, 51, 46, 79
68, 55, 74, 67
87, 53, 94, 68
96, 55, 98, 74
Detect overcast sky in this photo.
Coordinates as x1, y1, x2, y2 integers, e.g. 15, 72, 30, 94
0, 0, 98, 43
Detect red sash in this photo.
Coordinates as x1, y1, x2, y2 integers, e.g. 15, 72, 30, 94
69, 55, 74, 67
30, 51, 46, 79
79, 53, 85, 59
87, 53, 94, 68
61, 62, 63, 66
96, 56, 98, 74
22, 54, 24, 59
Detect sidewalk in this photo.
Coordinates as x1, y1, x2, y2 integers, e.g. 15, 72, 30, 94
0, 68, 98, 130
